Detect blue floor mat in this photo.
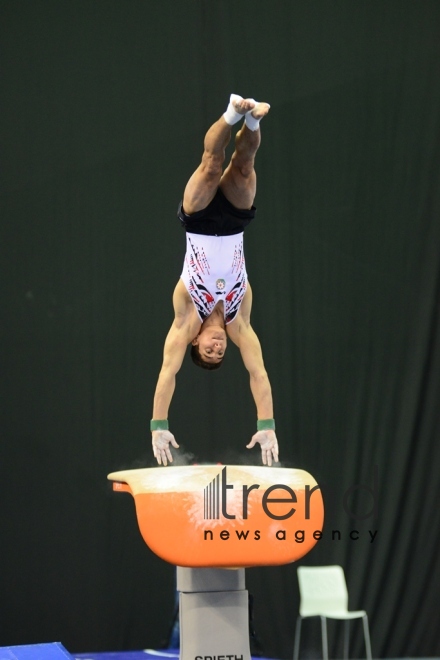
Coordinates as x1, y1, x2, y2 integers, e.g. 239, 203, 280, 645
74, 651, 273, 660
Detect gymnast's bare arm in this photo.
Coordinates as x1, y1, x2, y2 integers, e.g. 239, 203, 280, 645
151, 280, 200, 465
227, 285, 279, 466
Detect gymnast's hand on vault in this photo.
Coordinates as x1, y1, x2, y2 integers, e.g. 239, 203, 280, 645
246, 430, 279, 467
152, 430, 179, 466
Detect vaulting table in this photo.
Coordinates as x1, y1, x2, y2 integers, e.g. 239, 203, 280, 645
108, 465, 324, 660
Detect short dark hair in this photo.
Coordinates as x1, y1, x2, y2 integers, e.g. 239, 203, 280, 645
190, 344, 223, 370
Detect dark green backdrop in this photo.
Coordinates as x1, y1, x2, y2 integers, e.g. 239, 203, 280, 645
1, 1, 440, 657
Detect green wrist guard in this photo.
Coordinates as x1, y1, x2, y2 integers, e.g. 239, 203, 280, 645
257, 418, 275, 431
150, 419, 169, 431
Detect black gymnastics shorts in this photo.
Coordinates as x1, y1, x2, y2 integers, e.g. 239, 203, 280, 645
177, 188, 256, 236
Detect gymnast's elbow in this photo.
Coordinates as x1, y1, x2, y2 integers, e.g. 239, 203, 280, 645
249, 367, 269, 384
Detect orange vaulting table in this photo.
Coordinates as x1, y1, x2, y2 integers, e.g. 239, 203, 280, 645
107, 465, 324, 568
108, 465, 324, 660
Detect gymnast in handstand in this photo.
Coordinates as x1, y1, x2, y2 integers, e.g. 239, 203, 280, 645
151, 94, 279, 467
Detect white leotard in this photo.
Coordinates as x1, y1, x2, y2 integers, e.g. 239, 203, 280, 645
180, 232, 247, 325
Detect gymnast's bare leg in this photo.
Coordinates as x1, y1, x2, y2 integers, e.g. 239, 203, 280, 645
182, 95, 270, 215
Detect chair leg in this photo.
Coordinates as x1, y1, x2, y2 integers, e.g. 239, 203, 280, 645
320, 616, 329, 660
343, 620, 350, 659
362, 615, 373, 660
293, 616, 302, 660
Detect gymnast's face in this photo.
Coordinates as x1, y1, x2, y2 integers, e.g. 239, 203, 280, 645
192, 326, 227, 364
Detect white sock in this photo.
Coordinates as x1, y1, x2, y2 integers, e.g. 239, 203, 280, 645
223, 93, 245, 126
245, 100, 271, 131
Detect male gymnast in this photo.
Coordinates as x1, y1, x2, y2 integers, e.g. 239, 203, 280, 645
151, 94, 279, 467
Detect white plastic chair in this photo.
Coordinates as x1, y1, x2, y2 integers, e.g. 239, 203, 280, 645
293, 565, 372, 660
